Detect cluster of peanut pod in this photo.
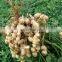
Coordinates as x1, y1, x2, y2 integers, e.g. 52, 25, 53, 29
5, 13, 48, 58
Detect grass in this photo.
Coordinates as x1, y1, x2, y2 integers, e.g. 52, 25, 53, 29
0, 0, 62, 62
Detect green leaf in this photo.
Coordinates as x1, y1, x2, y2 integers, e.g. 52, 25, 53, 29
58, 57, 62, 62
46, 55, 52, 62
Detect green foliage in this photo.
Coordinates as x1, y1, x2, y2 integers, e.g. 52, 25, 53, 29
0, 0, 62, 62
